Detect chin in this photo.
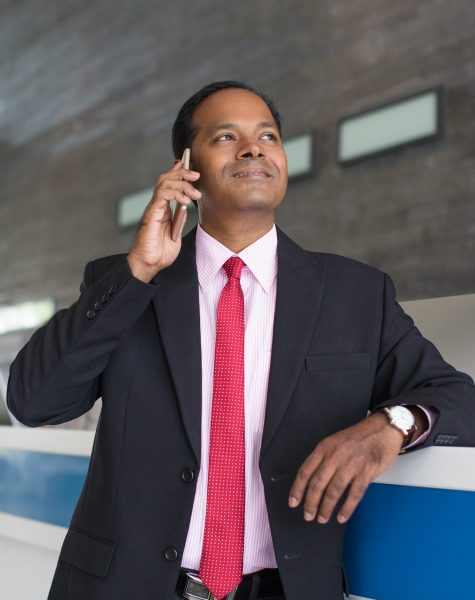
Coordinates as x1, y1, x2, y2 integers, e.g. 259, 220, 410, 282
226, 187, 279, 206
233, 197, 278, 212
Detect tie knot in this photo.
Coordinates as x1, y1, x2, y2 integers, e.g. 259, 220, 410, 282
223, 256, 244, 280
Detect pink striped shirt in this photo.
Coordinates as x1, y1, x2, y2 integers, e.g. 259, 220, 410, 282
182, 223, 278, 572
181, 223, 434, 572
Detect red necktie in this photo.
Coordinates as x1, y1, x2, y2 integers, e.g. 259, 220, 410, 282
199, 256, 246, 599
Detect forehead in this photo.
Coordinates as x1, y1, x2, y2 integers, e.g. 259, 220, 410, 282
192, 88, 276, 130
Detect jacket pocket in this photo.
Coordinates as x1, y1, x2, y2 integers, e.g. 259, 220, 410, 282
58, 527, 116, 578
305, 352, 370, 371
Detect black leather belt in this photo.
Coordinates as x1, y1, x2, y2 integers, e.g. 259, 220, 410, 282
176, 569, 284, 599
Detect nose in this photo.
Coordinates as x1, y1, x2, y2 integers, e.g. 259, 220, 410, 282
237, 138, 265, 159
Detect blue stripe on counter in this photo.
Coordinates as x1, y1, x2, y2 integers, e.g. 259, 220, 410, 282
0, 450, 89, 527
1, 450, 474, 599
343, 483, 475, 600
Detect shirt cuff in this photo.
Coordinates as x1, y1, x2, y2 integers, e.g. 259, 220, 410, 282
402, 405, 438, 450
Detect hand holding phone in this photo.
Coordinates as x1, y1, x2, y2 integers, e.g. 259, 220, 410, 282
127, 147, 200, 283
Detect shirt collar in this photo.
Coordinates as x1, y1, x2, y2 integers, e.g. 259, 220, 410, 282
195, 223, 278, 293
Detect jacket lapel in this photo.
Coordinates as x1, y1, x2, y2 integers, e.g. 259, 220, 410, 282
260, 228, 327, 457
151, 227, 202, 466
150, 225, 326, 464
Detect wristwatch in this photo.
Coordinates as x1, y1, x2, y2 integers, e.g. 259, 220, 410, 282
380, 405, 417, 443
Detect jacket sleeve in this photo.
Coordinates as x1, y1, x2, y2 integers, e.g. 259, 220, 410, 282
7, 256, 157, 427
370, 273, 475, 449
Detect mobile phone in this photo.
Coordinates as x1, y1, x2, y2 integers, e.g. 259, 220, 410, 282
171, 148, 191, 242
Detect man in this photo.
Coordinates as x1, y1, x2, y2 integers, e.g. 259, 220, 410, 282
7, 81, 475, 600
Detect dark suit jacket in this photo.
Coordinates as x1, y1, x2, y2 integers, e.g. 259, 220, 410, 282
7, 226, 475, 599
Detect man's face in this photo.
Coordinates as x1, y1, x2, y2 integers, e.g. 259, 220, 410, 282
190, 88, 288, 217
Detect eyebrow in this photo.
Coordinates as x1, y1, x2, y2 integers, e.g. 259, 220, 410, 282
206, 121, 278, 135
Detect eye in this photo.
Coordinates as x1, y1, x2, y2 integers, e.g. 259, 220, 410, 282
260, 132, 277, 141
216, 133, 235, 141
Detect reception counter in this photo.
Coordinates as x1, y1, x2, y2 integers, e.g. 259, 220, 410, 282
1, 425, 474, 600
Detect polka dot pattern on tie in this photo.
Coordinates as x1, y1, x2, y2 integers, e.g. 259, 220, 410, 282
199, 256, 246, 600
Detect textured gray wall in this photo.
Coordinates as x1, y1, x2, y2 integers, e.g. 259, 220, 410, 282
1, 0, 474, 321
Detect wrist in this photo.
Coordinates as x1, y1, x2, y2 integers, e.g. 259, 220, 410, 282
369, 411, 405, 444
126, 256, 160, 283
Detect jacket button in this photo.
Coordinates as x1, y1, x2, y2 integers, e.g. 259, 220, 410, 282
109, 285, 117, 295
102, 294, 108, 304
164, 547, 178, 562
86, 310, 96, 319
94, 301, 102, 311
181, 468, 195, 483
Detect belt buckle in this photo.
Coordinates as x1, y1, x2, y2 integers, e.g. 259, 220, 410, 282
183, 573, 215, 600
183, 573, 237, 600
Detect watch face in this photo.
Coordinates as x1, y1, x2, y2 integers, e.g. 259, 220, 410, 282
389, 406, 415, 431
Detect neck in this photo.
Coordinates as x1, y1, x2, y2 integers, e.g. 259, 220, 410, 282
198, 214, 275, 253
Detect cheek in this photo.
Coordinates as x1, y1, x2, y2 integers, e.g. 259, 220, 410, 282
192, 156, 219, 189
195, 171, 222, 200
276, 152, 288, 176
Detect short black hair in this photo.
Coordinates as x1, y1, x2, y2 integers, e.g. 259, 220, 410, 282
172, 80, 282, 160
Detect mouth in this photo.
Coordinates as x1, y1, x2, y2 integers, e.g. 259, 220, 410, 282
232, 169, 271, 179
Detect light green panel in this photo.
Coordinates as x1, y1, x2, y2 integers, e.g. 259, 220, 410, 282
117, 187, 198, 229
339, 91, 439, 162
283, 133, 313, 178
117, 188, 154, 228
0, 299, 55, 335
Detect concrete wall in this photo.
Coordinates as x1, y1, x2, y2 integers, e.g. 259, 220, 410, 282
1, 0, 474, 319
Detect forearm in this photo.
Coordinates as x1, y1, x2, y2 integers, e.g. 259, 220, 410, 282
7, 256, 157, 426
371, 273, 475, 448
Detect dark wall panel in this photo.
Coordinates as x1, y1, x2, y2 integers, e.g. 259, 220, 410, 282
1, 0, 474, 316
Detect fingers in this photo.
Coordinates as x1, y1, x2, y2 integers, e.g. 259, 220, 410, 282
153, 164, 201, 206
309, 471, 351, 524
162, 161, 200, 182
335, 480, 369, 523
288, 451, 327, 513
165, 166, 201, 183
139, 159, 201, 234
156, 177, 201, 199
149, 179, 201, 214
161, 183, 199, 204
290, 460, 370, 524
288, 417, 399, 525
127, 159, 199, 280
